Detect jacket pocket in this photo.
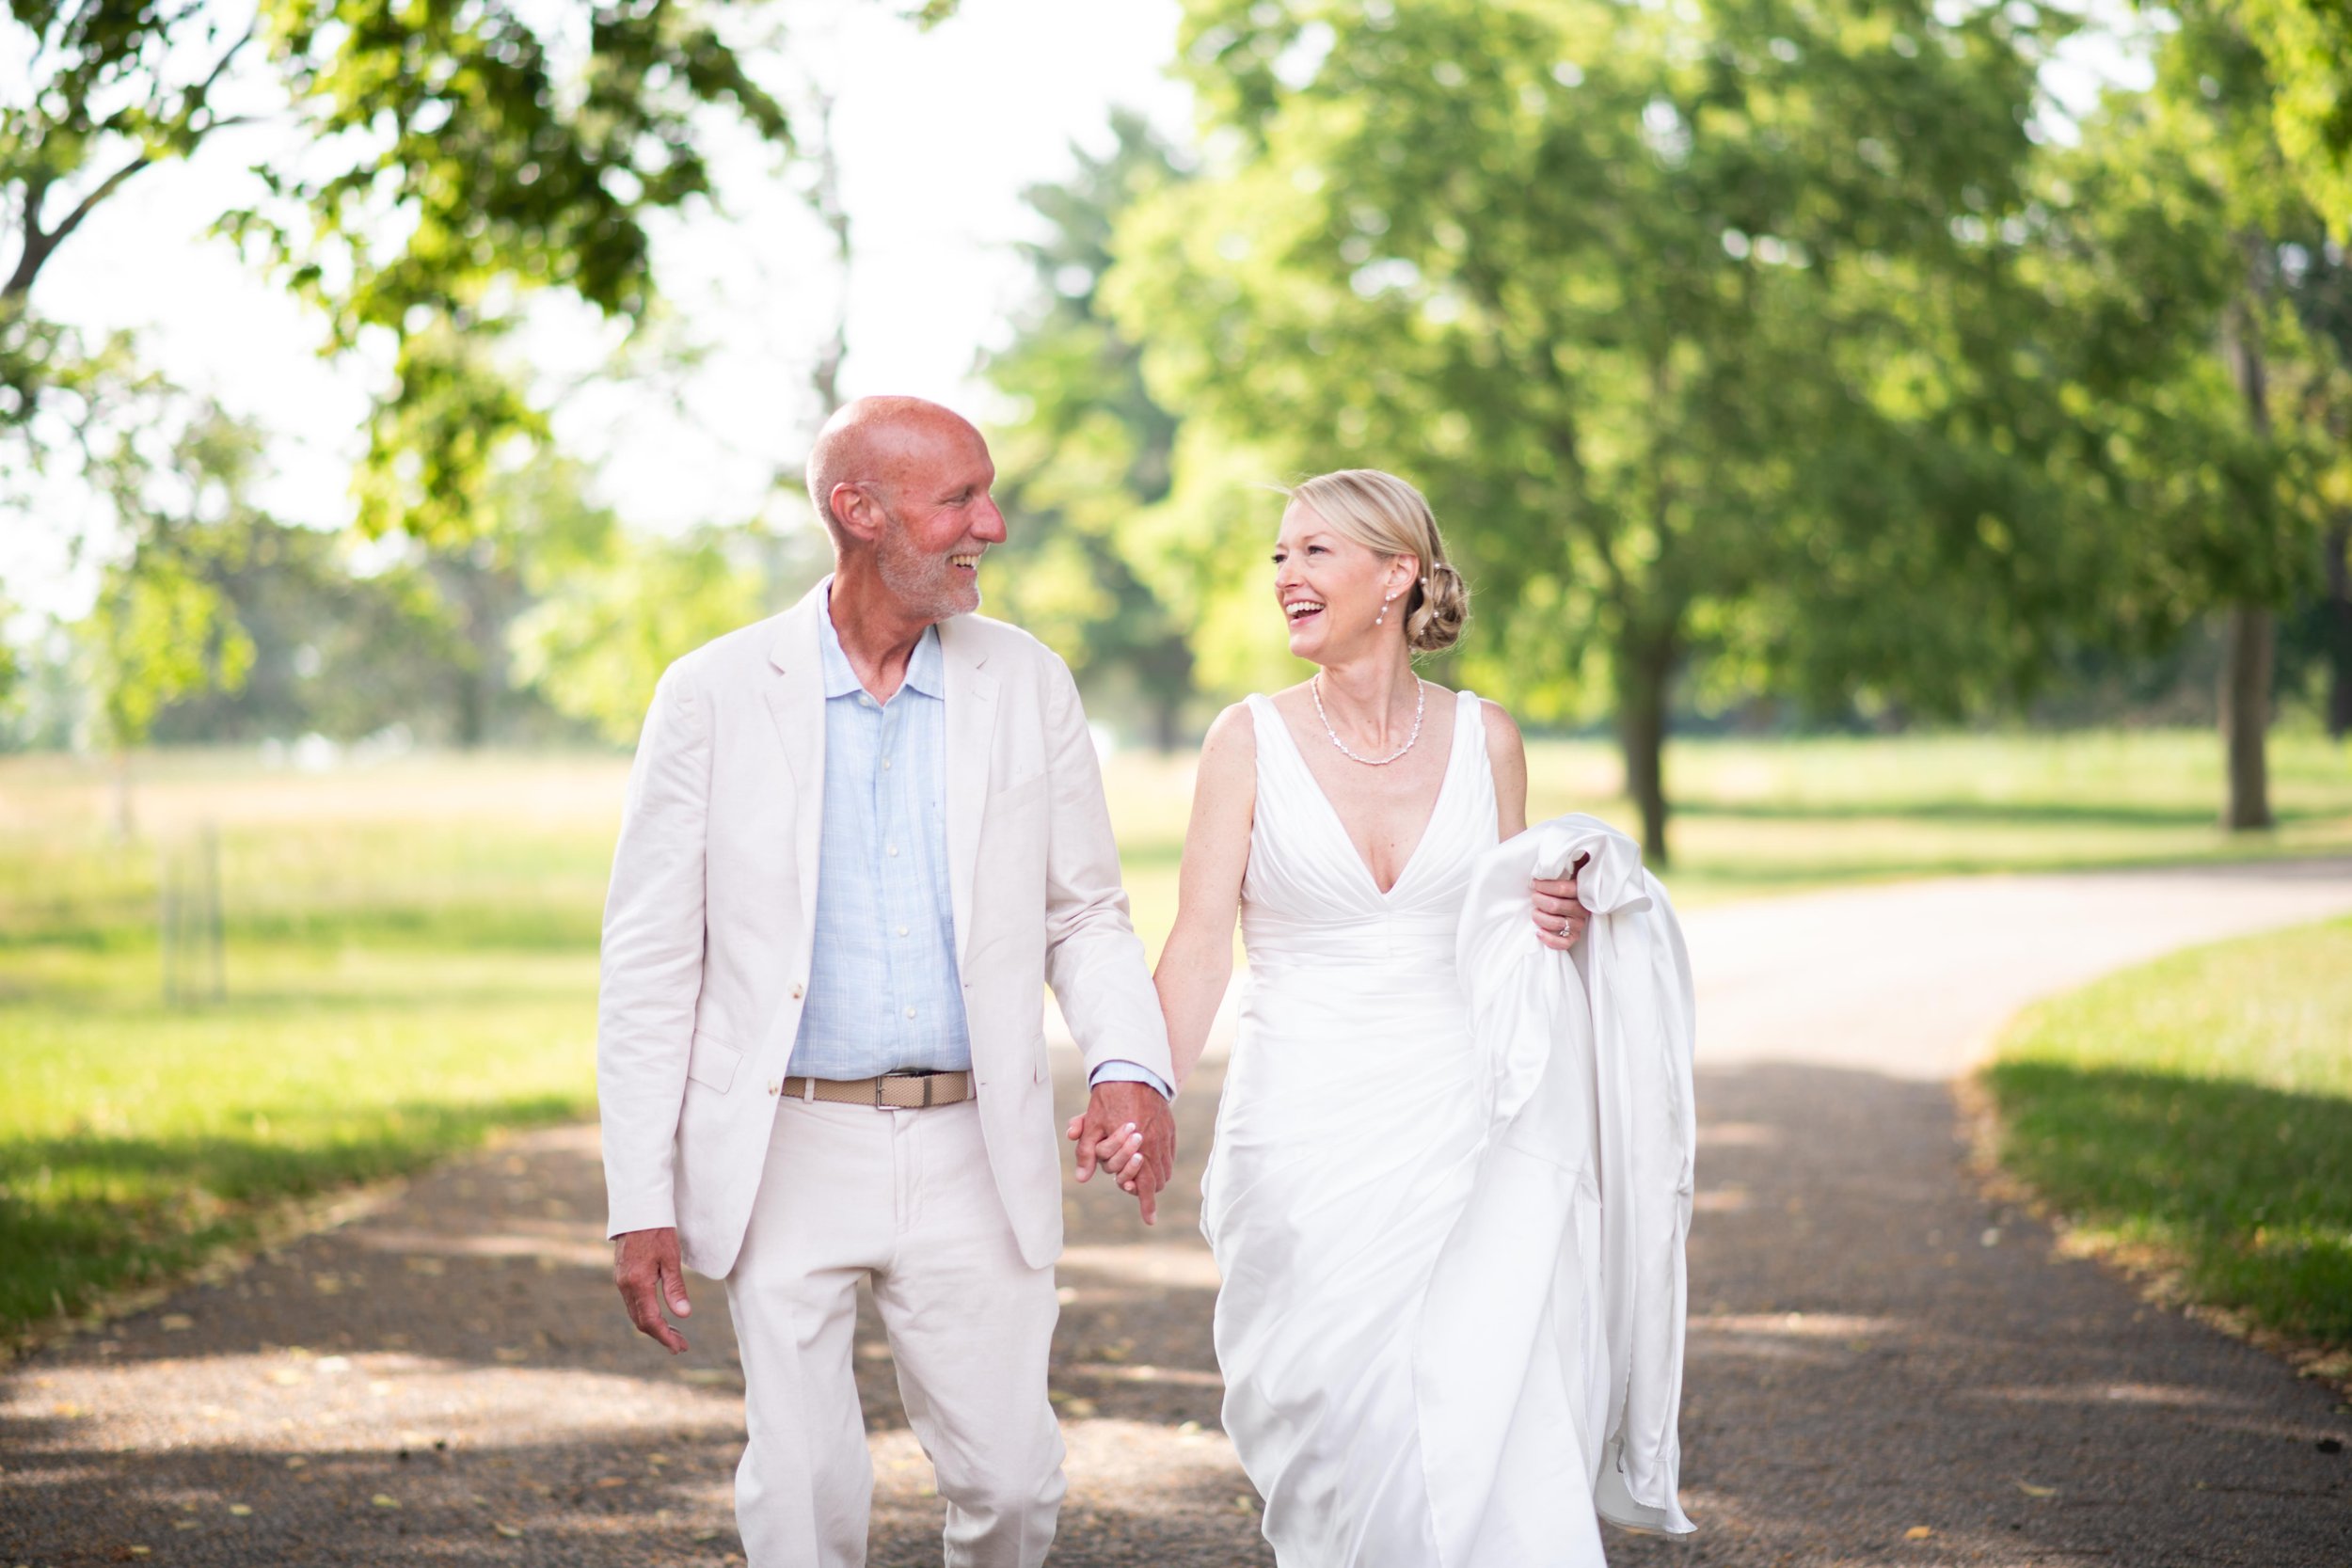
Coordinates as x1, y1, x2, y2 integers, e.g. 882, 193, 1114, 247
685, 1029, 743, 1094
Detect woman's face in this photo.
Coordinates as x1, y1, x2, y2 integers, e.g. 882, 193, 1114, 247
1272, 502, 1409, 665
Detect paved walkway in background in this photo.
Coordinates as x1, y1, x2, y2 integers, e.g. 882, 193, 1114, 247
5, 861, 2352, 1566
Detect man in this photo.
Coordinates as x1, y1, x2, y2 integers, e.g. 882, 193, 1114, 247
596, 396, 1178, 1567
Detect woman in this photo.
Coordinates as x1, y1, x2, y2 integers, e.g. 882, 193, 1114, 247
1091, 469, 1644, 1563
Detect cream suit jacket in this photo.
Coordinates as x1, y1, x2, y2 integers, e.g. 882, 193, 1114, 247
596, 581, 1174, 1279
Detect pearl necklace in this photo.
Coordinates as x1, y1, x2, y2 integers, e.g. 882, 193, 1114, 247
1311, 673, 1425, 767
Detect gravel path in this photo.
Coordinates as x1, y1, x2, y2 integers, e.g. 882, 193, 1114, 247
6, 860, 2351, 1565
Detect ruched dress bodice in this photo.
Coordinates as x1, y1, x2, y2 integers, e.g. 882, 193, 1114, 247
1237, 688, 1493, 984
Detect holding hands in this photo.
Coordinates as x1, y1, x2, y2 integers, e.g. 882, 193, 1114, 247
1531, 851, 1592, 951
1066, 1078, 1176, 1225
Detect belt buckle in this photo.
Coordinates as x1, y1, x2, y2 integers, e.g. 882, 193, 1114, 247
874, 1071, 933, 1111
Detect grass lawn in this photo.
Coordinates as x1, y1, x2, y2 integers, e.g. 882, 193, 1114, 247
0, 753, 614, 1348
1, 727, 2347, 1345
1982, 916, 2352, 1359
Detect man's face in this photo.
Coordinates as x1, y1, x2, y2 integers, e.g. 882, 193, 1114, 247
869, 428, 1008, 622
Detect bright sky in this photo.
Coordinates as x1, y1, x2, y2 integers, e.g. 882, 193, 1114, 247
4, 0, 1191, 618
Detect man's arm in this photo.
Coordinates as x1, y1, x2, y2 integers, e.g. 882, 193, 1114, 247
1035, 654, 1177, 1219
596, 663, 711, 1242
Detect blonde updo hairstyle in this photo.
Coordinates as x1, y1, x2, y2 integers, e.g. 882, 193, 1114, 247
1287, 468, 1470, 655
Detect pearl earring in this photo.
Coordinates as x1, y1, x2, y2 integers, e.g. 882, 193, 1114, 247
1376, 591, 1398, 627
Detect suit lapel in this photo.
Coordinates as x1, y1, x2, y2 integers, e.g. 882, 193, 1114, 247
763, 581, 830, 937
942, 619, 997, 966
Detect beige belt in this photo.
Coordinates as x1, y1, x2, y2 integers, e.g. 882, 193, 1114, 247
785, 1070, 973, 1109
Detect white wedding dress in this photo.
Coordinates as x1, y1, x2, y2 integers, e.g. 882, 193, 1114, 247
1202, 689, 1616, 1567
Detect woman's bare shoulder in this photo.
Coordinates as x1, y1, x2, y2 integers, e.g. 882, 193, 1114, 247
1477, 697, 1526, 756
1196, 701, 1260, 779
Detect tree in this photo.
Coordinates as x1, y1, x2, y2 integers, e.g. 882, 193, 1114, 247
1107, 0, 2090, 860
77, 407, 264, 832
2, 1, 947, 544
981, 110, 1196, 748
2226, 0, 2352, 230
508, 517, 799, 743
2084, 8, 2352, 821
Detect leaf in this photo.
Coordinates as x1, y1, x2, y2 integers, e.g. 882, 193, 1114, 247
2016, 1481, 2058, 1497
1904, 1526, 1933, 1540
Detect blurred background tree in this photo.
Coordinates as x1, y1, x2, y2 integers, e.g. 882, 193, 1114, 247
2, 0, 797, 543
0, 0, 2341, 847
2056, 3, 2352, 828
1107, 0, 2121, 860
981, 110, 1197, 750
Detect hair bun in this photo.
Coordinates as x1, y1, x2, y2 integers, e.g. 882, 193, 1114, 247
1407, 560, 1469, 653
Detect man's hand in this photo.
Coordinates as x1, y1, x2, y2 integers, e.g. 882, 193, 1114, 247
1531, 852, 1592, 952
613, 1227, 693, 1354
1065, 1080, 1176, 1225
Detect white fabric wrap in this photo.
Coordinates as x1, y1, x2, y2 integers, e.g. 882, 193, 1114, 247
1418, 813, 1697, 1559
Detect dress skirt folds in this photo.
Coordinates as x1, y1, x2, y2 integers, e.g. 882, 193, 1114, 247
1201, 694, 1693, 1567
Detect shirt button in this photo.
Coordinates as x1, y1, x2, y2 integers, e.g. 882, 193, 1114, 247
887, 845, 898, 858
897, 926, 909, 937
858, 694, 874, 707
904, 1006, 917, 1020
882, 757, 892, 770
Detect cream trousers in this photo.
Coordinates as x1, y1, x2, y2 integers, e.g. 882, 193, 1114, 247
726, 1095, 1065, 1567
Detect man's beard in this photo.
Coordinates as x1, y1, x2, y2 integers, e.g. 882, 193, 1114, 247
875, 506, 981, 621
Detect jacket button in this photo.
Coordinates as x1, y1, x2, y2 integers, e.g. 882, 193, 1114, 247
791, 982, 804, 1000
766, 1079, 781, 1096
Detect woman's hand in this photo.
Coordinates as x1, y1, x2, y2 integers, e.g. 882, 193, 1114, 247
1531, 853, 1591, 951
1066, 1114, 1149, 1192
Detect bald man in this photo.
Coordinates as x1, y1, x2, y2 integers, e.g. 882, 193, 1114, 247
596, 397, 1177, 1567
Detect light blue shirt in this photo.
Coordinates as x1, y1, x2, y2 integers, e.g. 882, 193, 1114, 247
791, 594, 1168, 1098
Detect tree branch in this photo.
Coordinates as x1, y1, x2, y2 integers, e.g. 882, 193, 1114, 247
7, 152, 154, 300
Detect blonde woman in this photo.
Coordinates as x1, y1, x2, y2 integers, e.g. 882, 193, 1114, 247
1080, 469, 1646, 1563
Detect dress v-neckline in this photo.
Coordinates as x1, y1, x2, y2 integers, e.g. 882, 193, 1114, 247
1262, 687, 1468, 900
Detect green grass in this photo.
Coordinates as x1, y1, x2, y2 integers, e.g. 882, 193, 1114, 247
1982, 917, 2352, 1354
2, 728, 2347, 1344
0, 753, 613, 1344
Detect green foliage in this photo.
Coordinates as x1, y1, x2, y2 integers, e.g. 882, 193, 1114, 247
982, 110, 1196, 746
2226, 0, 2352, 231
510, 520, 783, 743
2, 0, 942, 546
1108, 0, 2100, 855
1987, 916, 2352, 1351
212, 0, 794, 540
78, 411, 269, 749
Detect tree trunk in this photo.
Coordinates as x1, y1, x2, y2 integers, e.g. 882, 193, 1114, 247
454, 664, 488, 750
2219, 601, 2274, 831
2219, 236, 2278, 823
1615, 639, 1674, 865
2324, 516, 2351, 741
111, 748, 135, 843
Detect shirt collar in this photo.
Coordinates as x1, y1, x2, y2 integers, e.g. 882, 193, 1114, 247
818, 583, 946, 703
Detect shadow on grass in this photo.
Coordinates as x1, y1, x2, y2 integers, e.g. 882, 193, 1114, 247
1984, 1060, 2352, 1349
0, 1096, 587, 1337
